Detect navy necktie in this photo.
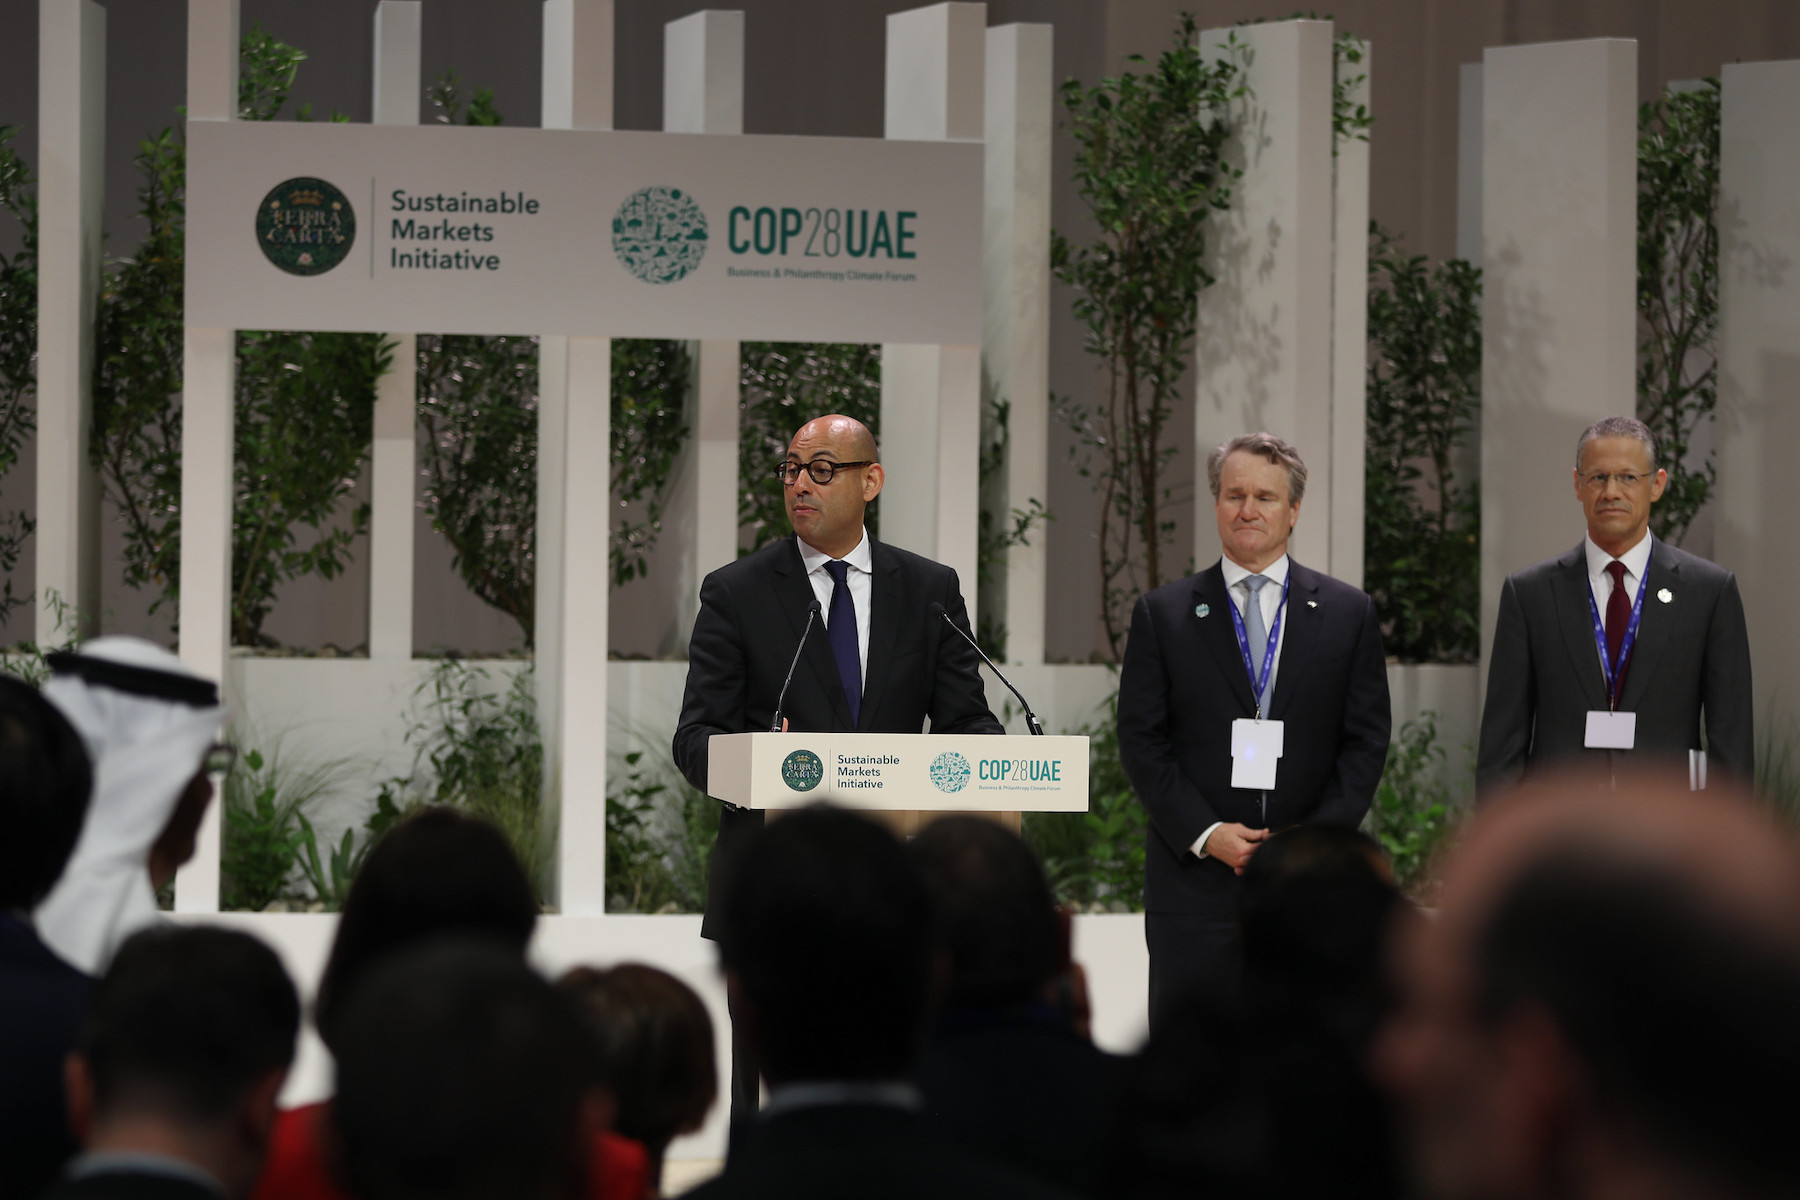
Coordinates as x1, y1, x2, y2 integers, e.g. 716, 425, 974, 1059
825, 560, 862, 727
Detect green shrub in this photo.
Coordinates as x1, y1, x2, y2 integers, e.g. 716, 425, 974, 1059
1024, 690, 1147, 911
1361, 712, 1466, 900
605, 747, 718, 914
221, 742, 359, 911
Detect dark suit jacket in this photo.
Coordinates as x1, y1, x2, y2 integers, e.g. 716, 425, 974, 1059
1476, 538, 1754, 794
672, 535, 1002, 938
35, 1167, 222, 1200
1117, 561, 1392, 915
683, 1103, 1072, 1200
0, 916, 92, 1200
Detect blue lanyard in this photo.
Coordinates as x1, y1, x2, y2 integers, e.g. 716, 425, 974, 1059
1227, 570, 1290, 718
1585, 559, 1649, 711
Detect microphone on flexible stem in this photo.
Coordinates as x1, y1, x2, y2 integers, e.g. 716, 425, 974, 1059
771, 600, 823, 732
930, 602, 1045, 736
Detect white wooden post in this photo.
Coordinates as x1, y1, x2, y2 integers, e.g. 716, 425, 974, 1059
368, 1, 420, 660
1328, 39, 1369, 589
980, 22, 1051, 663
174, 0, 239, 914
1715, 60, 1800, 737
539, 0, 613, 915
1478, 39, 1636, 681
881, 2, 984, 609
1195, 19, 1335, 569
664, 9, 744, 657
34, 0, 105, 644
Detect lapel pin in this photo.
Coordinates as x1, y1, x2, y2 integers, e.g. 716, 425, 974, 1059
1195, 604, 1210, 619
1658, 588, 1673, 604
1306, 600, 1318, 608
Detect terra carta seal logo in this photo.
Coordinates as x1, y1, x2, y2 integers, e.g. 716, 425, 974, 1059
780, 749, 824, 793
612, 186, 708, 283
256, 177, 356, 276
930, 751, 971, 794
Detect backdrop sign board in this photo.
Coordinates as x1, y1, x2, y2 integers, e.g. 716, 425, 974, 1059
186, 120, 983, 344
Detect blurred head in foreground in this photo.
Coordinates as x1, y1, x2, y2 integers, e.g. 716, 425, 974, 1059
1374, 767, 1800, 1200
332, 940, 597, 1200
0, 671, 94, 914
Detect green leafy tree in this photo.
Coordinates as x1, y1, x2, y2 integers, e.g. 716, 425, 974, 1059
975, 396, 1050, 660
1361, 713, 1464, 901
1052, 15, 1242, 659
738, 342, 880, 552
1637, 80, 1720, 545
1364, 223, 1482, 663
0, 126, 36, 626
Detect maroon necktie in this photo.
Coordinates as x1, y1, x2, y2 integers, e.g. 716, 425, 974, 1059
1605, 560, 1631, 702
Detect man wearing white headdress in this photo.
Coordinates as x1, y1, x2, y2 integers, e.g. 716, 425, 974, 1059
34, 638, 226, 975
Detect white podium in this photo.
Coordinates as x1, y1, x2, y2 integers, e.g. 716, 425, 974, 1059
707, 732, 1090, 813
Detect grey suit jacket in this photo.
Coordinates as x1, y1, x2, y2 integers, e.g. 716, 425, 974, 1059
1476, 538, 1753, 794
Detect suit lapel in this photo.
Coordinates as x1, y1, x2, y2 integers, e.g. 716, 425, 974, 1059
773, 537, 854, 728
1550, 543, 1610, 711
1267, 563, 1321, 720
1617, 539, 1677, 712
1194, 565, 1258, 717
858, 540, 902, 731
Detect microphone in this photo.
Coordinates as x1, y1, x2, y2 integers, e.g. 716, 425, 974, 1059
930, 601, 1045, 736
771, 600, 823, 732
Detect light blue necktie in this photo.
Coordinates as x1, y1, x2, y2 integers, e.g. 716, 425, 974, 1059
1243, 573, 1270, 711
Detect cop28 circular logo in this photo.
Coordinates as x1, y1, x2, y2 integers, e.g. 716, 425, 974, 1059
612, 186, 708, 283
255, 177, 356, 276
930, 752, 971, 794
780, 749, 824, 793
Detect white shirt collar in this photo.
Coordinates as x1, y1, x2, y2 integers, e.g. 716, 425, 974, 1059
1583, 530, 1653, 581
797, 527, 872, 575
1219, 552, 1291, 590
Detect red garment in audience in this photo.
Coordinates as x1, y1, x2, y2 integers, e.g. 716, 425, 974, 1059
253, 1101, 652, 1200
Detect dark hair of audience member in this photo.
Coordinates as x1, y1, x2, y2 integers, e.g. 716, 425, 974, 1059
332, 940, 595, 1200
313, 807, 537, 1053
1476, 846, 1800, 1197
559, 964, 716, 1190
0, 672, 94, 911
908, 816, 1062, 1009
716, 805, 933, 1084
1238, 824, 1401, 1040
80, 924, 300, 1123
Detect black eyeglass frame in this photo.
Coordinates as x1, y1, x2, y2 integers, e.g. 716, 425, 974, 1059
773, 459, 876, 486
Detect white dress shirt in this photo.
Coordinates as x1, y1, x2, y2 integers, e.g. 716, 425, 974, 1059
1583, 531, 1653, 675
1194, 553, 1292, 859
797, 528, 873, 685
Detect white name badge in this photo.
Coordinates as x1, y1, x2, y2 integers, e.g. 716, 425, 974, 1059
1231, 719, 1284, 790
1585, 710, 1637, 750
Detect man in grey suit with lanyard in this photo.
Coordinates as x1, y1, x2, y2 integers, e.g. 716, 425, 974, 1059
1477, 416, 1754, 794
1118, 433, 1391, 1032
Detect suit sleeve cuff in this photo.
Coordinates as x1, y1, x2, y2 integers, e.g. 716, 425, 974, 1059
1191, 822, 1223, 860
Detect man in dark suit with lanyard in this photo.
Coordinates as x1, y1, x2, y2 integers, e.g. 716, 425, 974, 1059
673, 413, 1001, 1120
1476, 415, 1753, 793
1118, 432, 1391, 1033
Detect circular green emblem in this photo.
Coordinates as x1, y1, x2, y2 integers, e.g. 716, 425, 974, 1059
256, 177, 356, 276
612, 186, 708, 283
780, 749, 824, 793
930, 751, 971, 794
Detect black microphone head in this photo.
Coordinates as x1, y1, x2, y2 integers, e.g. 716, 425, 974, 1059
808, 599, 823, 614
929, 602, 947, 619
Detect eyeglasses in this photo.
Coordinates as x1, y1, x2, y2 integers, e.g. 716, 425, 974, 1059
1580, 471, 1653, 490
773, 459, 874, 486
204, 743, 238, 776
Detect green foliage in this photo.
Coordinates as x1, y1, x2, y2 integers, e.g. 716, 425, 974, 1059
427, 70, 503, 127
0, 590, 84, 684
1364, 223, 1482, 663
1052, 15, 1242, 659
612, 338, 693, 585
1637, 80, 1720, 546
91, 27, 384, 645
1023, 690, 1147, 910
737, 342, 881, 552
1361, 712, 1464, 900
1332, 33, 1372, 146
605, 745, 719, 913
220, 743, 362, 910
381, 661, 551, 903
0, 126, 35, 627
296, 810, 374, 911
975, 395, 1051, 660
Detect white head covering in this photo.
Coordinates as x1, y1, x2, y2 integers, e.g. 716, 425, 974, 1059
33, 637, 224, 974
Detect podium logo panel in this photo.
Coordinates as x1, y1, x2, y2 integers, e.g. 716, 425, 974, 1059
780, 749, 824, 792
930, 751, 971, 794
257, 177, 356, 276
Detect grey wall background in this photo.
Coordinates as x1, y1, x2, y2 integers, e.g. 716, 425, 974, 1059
3, 0, 1797, 662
